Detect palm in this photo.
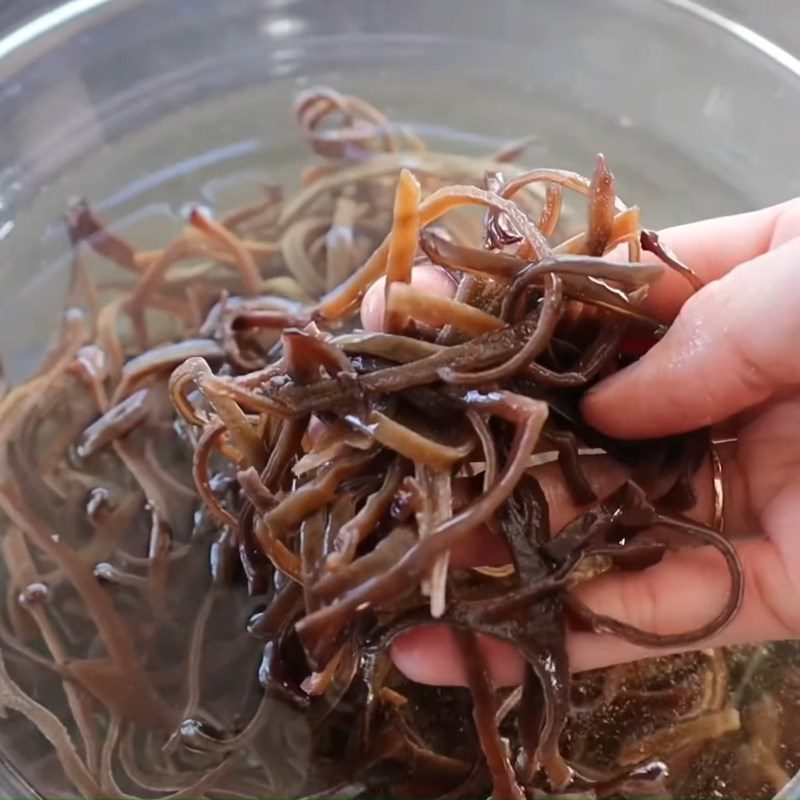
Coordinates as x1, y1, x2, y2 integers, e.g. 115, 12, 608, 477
728, 393, 800, 630
738, 395, 800, 525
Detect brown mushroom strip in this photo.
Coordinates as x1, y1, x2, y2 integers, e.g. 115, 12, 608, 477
415, 465, 454, 618
491, 135, 536, 164
72, 345, 109, 411
312, 526, 417, 603
467, 409, 498, 492
251, 516, 303, 584
230, 308, 312, 332
293, 425, 372, 477
386, 283, 504, 337
301, 647, 344, 696
280, 218, 331, 297
640, 228, 705, 291
188, 209, 261, 295
192, 420, 238, 530
556, 206, 641, 258
383, 169, 422, 333
281, 328, 350, 384
345, 410, 474, 470
220, 184, 282, 231
328, 458, 406, 568
169, 357, 267, 469
334, 330, 446, 363
114, 339, 224, 401
67, 199, 139, 272
420, 228, 524, 281
566, 513, 743, 648
455, 629, 525, 799
585, 154, 616, 256
539, 183, 564, 237
77, 388, 151, 458
325, 192, 360, 292
261, 450, 376, 535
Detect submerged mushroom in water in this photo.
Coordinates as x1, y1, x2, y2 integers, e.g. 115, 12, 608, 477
0, 86, 794, 800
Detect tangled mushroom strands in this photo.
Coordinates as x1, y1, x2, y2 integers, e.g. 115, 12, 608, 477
439, 272, 565, 385
279, 151, 533, 227
419, 229, 664, 329
129, 217, 260, 312
327, 458, 406, 569
313, 183, 550, 319
265, 314, 560, 418
268, 284, 660, 420
0, 648, 104, 799
0, 86, 772, 799
4, 527, 101, 776
556, 205, 641, 261
0, 311, 88, 446
296, 394, 548, 666
0, 482, 171, 730
294, 86, 397, 158
169, 357, 267, 470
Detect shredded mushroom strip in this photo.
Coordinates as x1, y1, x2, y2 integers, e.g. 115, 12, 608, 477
0, 86, 780, 800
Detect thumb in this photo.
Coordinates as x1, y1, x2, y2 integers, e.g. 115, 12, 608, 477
583, 235, 800, 438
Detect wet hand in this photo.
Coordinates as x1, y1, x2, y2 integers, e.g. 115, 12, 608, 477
360, 198, 800, 686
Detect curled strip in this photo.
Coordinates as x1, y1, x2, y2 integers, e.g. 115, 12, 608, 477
568, 513, 743, 647
440, 273, 564, 385
192, 420, 238, 530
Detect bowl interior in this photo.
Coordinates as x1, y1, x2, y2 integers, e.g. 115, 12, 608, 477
0, 0, 799, 796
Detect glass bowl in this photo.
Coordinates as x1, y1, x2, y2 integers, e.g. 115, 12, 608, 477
0, 0, 798, 797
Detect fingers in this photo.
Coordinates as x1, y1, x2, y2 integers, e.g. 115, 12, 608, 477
392, 626, 524, 687
568, 532, 800, 671
360, 264, 455, 331
584, 234, 800, 439
392, 441, 762, 686
393, 536, 800, 685
636, 197, 800, 321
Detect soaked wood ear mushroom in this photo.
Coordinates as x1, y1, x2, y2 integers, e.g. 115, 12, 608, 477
1, 86, 786, 800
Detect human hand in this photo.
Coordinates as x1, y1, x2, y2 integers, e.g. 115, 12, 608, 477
360, 197, 800, 686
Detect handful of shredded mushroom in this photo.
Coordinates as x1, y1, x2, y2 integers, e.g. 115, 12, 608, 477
6, 86, 795, 800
